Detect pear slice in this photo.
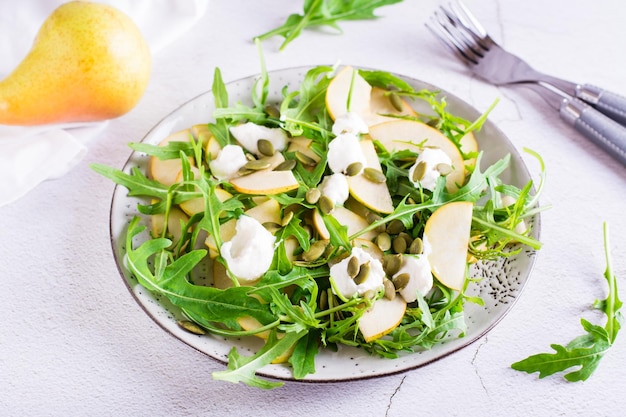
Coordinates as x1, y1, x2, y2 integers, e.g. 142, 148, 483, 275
287, 136, 321, 163
346, 139, 394, 214
176, 168, 233, 216
312, 206, 377, 241
459, 131, 478, 170
150, 205, 189, 245
230, 170, 299, 195
358, 296, 407, 342
367, 87, 417, 126
423, 201, 473, 291
369, 120, 465, 192
149, 129, 195, 186
326, 66, 372, 121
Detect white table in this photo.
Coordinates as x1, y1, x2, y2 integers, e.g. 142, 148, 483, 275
2, 1, 626, 415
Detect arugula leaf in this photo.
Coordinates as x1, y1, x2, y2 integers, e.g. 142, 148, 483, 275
255, 0, 403, 51
511, 222, 623, 381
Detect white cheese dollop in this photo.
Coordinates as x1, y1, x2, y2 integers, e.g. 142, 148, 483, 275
327, 133, 366, 174
209, 144, 248, 180
229, 122, 288, 156
220, 215, 276, 284
408, 147, 453, 191
332, 112, 369, 136
393, 254, 434, 303
319, 173, 349, 206
330, 247, 385, 300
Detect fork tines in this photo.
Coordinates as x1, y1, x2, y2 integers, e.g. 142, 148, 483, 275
426, 1, 491, 66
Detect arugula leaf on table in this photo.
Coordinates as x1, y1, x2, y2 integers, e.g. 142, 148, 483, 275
511, 222, 623, 382
255, 0, 403, 51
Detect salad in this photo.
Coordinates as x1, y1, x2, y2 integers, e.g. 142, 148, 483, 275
93, 64, 544, 389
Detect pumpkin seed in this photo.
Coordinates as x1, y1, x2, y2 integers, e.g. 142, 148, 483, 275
295, 151, 317, 166
345, 162, 363, 177
319, 195, 335, 215
319, 289, 329, 311
265, 104, 280, 118
426, 118, 440, 128
386, 219, 405, 235
257, 139, 275, 157
305, 188, 321, 204
274, 159, 296, 171
392, 236, 407, 254
237, 167, 255, 176
389, 92, 404, 112
392, 273, 411, 291
398, 232, 413, 247
409, 237, 423, 255
245, 153, 257, 161
302, 240, 328, 262
347, 256, 360, 279
281, 210, 294, 226
363, 167, 386, 183
244, 159, 272, 171
375, 232, 392, 252
177, 320, 206, 335
411, 161, 427, 183
383, 278, 396, 300
262, 221, 282, 234
383, 254, 403, 276
353, 261, 370, 285
436, 163, 452, 176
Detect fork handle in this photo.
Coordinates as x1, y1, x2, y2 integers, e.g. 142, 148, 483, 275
560, 98, 626, 165
576, 84, 626, 127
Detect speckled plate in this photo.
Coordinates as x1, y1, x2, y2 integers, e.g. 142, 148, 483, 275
109, 66, 541, 383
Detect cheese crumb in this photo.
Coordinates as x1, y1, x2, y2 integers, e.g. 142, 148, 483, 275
319, 173, 349, 206
330, 247, 385, 300
408, 147, 453, 191
230, 122, 288, 156
209, 144, 247, 180
327, 133, 366, 174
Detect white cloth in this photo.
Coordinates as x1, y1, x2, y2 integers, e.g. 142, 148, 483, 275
0, 0, 209, 206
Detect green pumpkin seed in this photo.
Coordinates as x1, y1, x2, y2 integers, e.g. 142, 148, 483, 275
345, 162, 363, 177
392, 273, 411, 291
245, 153, 257, 161
347, 256, 360, 279
409, 237, 423, 255
375, 232, 392, 252
244, 159, 272, 171
262, 221, 282, 234
353, 261, 370, 285
398, 232, 413, 247
177, 320, 206, 335
302, 240, 328, 262
281, 210, 294, 226
265, 104, 280, 118
319, 195, 335, 215
386, 219, 405, 235
389, 92, 404, 112
383, 278, 396, 300
305, 188, 321, 204
237, 167, 255, 176
436, 163, 452, 176
257, 139, 275, 157
383, 254, 403, 277
295, 151, 317, 166
392, 236, 407, 254
363, 167, 386, 183
412, 161, 427, 183
319, 289, 329, 311
426, 118, 440, 128
274, 159, 296, 171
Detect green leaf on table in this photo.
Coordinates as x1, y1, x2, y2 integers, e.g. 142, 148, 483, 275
511, 222, 623, 382
255, 0, 404, 51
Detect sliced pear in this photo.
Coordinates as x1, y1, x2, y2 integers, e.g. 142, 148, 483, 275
175, 167, 233, 216
149, 129, 195, 186
369, 120, 465, 192
212, 259, 232, 289
235, 316, 295, 364
459, 131, 478, 170
353, 238, 384, 260
367, 87, 417, 126
358, 296, 407, 342
151, 205, 189, 245
230, 170, 299, 195
326, 66, 372, 121
287, 136, 321, 163
346, 139, 394, 214
423, 201, 473, 291
205, 136, 222, 160
312, 206, 377, 241
190, 124, 212, 147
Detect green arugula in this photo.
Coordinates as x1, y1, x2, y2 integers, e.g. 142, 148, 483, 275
511, 222, 623, 381
255, 0, 403, 51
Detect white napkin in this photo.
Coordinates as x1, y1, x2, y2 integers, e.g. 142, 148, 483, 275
0, 0, 209, 207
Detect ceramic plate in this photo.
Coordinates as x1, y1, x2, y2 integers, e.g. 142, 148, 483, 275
109, 66, 540, 383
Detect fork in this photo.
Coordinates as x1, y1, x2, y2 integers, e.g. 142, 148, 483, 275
427, 1, 626, 166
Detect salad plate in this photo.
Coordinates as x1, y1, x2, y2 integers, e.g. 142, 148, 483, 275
109, 66, 540, 383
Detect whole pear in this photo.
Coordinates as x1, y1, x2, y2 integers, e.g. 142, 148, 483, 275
0, 1, 151, 126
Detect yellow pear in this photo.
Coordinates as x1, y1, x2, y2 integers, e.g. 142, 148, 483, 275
0, 1, 151, 125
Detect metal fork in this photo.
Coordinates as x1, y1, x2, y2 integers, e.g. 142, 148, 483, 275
427, 1, 626, 166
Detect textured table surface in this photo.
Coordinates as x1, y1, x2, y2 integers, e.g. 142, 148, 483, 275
2, 1, 626, 416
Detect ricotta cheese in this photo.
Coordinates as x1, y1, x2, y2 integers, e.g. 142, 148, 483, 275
332, 111, 369, 136
408, 147, 453, 191
229, 122, 288, 156
393, 254, 434, 303
319, 173, 349, 206
327, 133, 366, 174
209, 144, 248, 180
220, 215, 276, 284
330, 247, 385, 300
